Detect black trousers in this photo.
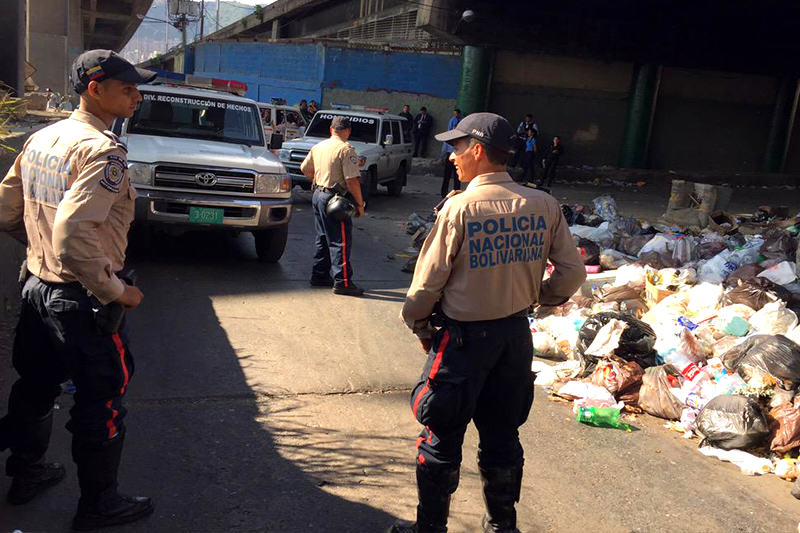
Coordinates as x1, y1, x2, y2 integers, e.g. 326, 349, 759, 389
440, 158, 460, 197
311, 189, 355, 288
521, 152, 536, 184
413, 132, 430, 157
542, 157, 559, 187
3, 276, 134, 458
409, 315, 534, 470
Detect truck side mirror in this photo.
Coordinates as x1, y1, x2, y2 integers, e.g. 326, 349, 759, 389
384, 134, 393, 146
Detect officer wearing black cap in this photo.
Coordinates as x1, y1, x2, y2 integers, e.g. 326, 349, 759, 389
0, 50, 156, 530
300, 115, 367, 296
392, 113, 586, 532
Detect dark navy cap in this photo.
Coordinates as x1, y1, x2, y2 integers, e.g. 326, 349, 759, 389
435, 112, 515, 152
331, 116, 352, 130
71, 49, 156, 94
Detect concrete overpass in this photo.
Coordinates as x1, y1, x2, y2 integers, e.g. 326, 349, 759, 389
0, 0, 153, 97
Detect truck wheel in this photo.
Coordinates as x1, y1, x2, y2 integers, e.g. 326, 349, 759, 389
253, 225, 288, 263
387, 163, 405, 196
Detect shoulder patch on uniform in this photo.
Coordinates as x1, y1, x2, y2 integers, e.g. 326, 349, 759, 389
349, 153, 358, 165
99, 156, 126, 193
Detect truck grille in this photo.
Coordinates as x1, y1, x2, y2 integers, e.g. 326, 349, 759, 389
154, 165, 255, 193
288, 150, 309, 163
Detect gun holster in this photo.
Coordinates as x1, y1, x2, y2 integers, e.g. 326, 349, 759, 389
429, 310, 464, 348
89, 271, 137, 335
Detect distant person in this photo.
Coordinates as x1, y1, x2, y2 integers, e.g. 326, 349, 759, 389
440, 108, 462, 196
399, 104, 414, 139
308, 100, 319, 116
513, 114, 537, 167
540, 135, 564, 188
413, 106, 433, 158
522, 128, 537, 184
299, 99, 311, 120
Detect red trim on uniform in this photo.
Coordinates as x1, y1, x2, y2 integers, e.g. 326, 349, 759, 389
105, 400, 118, 439
340, 221, 349, 288
415, 436, 425, 449
418, 454, 426, 465
412, 383, 429, 419
105, 333, 129, 439
411, 334, 450, 418
112, 333, 130, 394
427, 331, 449, 380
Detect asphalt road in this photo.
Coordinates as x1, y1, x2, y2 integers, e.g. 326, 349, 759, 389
1, 174, 800, 532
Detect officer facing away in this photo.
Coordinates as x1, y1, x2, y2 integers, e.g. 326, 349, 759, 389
392, 113, 586, 532
301, 116, 367, 296
0, 50, 155, 530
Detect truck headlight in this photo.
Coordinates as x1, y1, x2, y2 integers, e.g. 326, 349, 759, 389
278, 149, 290, 162
256, 173, 291, 194
128, 162, 152, 186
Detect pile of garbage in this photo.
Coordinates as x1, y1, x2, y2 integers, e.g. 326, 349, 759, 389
533, 189, 800, 486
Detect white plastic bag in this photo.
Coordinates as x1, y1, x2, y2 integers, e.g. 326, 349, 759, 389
583, 319, 627, 358
556, 381, 616, 404
698, 446, 773, 476
749, 300, 799, 335
758, 261, 798, 286
569, 222, 613, 248
614, 263, 647, 288
686, 282, 724, 316
640, 234, 676, 256
531, 332, 560, 358
698, 249, 737, 283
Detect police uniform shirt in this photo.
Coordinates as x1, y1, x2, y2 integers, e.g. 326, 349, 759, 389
300, 136, 361, 190
401, 171, 586, 333
0, 109, 135, 304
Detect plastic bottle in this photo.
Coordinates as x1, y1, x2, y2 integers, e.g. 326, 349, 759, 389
664, 350, 709, 392
575, 406, 630, 430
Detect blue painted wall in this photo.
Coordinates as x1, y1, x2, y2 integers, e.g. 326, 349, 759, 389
192, 41, 461, 105
323, 47, 460, 99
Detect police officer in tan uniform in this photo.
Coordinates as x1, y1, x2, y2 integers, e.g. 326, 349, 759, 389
0, 50, 156, 530
391, 113, 586, 533
301, 115, 367, 296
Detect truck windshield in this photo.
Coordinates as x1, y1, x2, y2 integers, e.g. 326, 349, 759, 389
128, 91, 264, 146
305, 113, 378, 143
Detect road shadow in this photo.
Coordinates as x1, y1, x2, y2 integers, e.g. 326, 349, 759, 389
0, 241, 401, 532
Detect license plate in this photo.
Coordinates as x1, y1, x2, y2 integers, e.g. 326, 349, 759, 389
188, 206, 224, 225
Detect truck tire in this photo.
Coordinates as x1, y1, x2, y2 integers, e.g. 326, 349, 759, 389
253, 225, 288, 263
387, 163, 405, 196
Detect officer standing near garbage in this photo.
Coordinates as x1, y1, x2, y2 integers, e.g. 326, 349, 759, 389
301, 115, 367, 296
392, 113, 586, 533
0, 50, 156, 530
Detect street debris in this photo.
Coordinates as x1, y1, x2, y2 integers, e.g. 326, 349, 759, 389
530, 180, 800, 485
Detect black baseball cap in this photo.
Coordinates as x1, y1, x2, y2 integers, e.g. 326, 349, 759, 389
71, 50, 156, 94
435, 112, 515, 152
331, 116, 352, 130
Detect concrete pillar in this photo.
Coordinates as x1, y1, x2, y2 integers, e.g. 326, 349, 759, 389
456, 45, 493, 115
0, 0, 26, 96
271, 19, 281, 40
763, 77, 798, 173
619, 63, 661, 168
27, 0, 72, 95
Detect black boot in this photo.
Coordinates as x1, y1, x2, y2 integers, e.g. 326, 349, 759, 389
71, 432, 154, 531
479, 463, 523, 533
389, 464, 460, 533
5, 410, 66, 505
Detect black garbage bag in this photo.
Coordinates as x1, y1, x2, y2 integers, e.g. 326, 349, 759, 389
761, 228, 797, 262
722, 278, 792, 311
696, 395, 770, 450
577, 312, 658, 368
720, 334, 800, 391
577, 238, 600, 265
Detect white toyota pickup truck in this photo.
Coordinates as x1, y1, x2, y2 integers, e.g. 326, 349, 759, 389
117, 81, 292, 262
